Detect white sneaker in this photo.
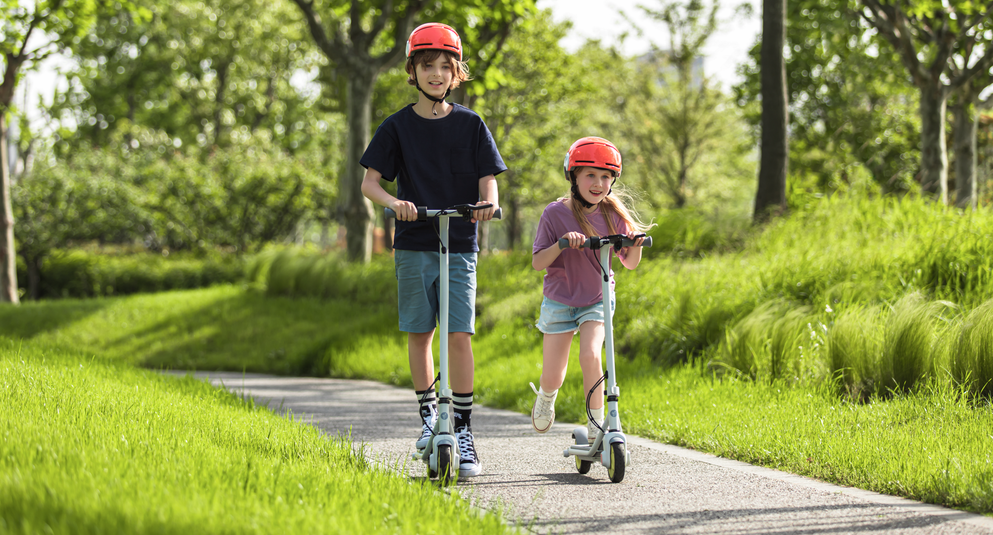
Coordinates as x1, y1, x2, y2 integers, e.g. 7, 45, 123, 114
530, 382, 557, 433
456, 427, 482, 477
415, 409, 437, 450
588, 419, 602, 441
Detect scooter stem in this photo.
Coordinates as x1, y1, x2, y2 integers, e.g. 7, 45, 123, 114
600, 245, 622, 434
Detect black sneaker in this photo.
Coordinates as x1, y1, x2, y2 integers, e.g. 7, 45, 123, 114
455, 427, 482, 477
415, 409, 436, 450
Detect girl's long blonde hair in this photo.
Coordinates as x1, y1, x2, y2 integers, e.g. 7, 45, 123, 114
562, 177, 654, 239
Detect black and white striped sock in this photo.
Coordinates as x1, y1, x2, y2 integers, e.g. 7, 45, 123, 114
452, 391, 473, 431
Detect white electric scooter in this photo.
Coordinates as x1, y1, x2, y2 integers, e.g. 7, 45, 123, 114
385, 202, 501, 485
558, 233, 652, 484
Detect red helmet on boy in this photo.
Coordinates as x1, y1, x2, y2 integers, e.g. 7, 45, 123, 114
563, 137, 622, 180
406, 23, 463, 61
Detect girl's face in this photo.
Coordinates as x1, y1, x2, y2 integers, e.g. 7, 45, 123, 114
573, 167, 615, 207
415, 56, 454, 99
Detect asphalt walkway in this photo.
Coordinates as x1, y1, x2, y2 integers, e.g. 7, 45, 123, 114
174, 371, 993, 535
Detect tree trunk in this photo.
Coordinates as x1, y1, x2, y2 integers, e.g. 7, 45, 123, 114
23, 253, 41, 301
1, 113, 19, 304
754, 0, 788, 222
343, 71, 377, 263
952, 97, 978, 210
919, 84, 948, 204
506, 195, 520, 251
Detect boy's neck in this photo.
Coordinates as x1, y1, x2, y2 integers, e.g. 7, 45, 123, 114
413, 96, 453, 119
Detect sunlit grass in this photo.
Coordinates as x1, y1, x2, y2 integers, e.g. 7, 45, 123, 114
0, 339, 513, 534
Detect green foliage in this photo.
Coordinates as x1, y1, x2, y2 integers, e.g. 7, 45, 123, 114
49, 0, 330, 153
734, 0, 920, 194
18, 127, 335, 258
248, 247, 397, 304
0, 340, 512, 534
15, 248, 243, 300
951, 299, 993, 399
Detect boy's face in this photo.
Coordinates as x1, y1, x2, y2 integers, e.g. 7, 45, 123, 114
415, 55, 454, 99
573, 167, 615, 206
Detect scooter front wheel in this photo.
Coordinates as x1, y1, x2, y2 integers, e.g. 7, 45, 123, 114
437, 444, 455, 485
607, 442, 626, 483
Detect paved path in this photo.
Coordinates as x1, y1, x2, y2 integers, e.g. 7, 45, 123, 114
176, 371, 993, 534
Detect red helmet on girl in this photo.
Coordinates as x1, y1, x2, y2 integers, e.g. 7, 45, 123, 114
563, 137, 622, 180
406, 23, 463, 61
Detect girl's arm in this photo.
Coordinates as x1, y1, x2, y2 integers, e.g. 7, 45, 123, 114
533, 231, 585, 271
618, 234, 646, 270
361, 168, 418, 221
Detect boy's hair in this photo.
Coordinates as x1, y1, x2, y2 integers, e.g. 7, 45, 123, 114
561, 171, 655, 239
406, 49, 471, 88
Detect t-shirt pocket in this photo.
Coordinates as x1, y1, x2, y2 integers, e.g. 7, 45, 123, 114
451, 148, 476, 176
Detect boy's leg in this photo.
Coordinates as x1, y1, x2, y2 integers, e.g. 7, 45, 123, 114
410, 330, 437, 449
408, 330, 435, 391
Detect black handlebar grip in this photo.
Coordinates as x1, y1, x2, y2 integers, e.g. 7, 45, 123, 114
384, 206, 503, 220
558, 236, 653, 249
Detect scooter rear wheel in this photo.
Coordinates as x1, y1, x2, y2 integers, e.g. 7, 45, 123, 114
571, 429, 592, 474
607, 442, 626, 483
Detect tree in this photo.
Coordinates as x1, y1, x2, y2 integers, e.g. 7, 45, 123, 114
2, 0, 141, 303
860, 0, 993, 204
755, 0, 789, 221
948, 26, 993, 209
289, 0, 426, 263
736, 0, 921, 194
48, 0, 327, 155
621, 0, 751, 209
290, 0, 536, 262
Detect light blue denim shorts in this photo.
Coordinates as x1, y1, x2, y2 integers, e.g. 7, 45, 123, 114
394, 249, 477, 334
536, 295, 616, 335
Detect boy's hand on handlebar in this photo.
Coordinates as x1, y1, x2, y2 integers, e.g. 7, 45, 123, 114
562, 231, 586, 249
391, 200, 418, 221
471, 203, 499, 223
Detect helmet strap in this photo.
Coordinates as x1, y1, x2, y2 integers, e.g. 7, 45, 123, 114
416, 83, 452, 116
570, 179, 596, 209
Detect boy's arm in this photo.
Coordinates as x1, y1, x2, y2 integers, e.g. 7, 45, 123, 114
472, 174, 499, 223
361, 167, 418, 221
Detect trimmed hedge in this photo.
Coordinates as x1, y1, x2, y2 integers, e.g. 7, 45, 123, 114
16, 249, 245, 300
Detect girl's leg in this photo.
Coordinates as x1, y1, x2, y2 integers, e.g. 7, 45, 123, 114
577, 321, 605, 410
540, 331, 575, 392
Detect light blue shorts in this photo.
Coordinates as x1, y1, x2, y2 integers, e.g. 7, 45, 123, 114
536, 295, 615, 335
395, 249, 477, 334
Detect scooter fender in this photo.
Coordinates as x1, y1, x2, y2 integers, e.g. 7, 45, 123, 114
428, 434, 458, 472
599, 432, 626, 468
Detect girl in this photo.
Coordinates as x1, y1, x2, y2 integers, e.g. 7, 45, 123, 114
530, 136, 652, 439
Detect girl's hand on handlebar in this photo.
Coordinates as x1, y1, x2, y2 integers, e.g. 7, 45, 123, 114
627, 232, 646, 247
391, 200, 418, 221
562, 231, 586, 249
471, 203, 499, 223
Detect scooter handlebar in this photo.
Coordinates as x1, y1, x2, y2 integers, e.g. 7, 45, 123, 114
558, 235, 653, 250
384, 205, 503, 220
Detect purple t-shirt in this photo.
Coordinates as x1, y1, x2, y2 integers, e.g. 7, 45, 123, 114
532, 201, 630, 308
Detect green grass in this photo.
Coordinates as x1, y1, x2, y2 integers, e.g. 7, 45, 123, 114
5, 193, 993, 518
0, 338, 513, 534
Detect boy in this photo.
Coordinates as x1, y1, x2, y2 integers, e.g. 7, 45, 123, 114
360, 22, 505, 478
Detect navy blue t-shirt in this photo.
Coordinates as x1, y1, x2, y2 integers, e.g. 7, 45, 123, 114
360, 103, 507, 253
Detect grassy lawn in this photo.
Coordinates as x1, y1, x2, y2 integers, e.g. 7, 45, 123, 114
3, 195, 993, 522
0, 337, 513, 534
